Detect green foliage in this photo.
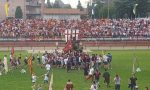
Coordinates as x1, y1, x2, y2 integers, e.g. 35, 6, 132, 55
47, 0, 52, 8
87, 2, 92, 18
53, 50, 150, 90
64, 5, 72, 9
87, 0, 150, 19
114, 0, 150, 18
0, 51, 49, 90
15, 6, 23, 19
0, 50, 150, 90
53, 1, 60, 8
136, 0, 150, 17
88, 0, 116, 19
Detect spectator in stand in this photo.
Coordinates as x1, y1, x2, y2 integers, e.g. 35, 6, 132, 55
0, 18, 150, 40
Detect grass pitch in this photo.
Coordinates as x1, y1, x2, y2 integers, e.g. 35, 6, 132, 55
0, 51, 49, 90
53, 50, 150, 90
0, 50, 150, 90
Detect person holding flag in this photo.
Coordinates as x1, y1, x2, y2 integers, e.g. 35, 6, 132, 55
63, 40, 72, 53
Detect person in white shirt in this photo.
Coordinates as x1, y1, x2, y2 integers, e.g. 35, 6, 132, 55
87, 67, 94, 81
103, 54, 109, 69
45, 63, 51, 73
114, 74, 121, 90
42, 54, 46, 65
10, 54, 13, 62
3, 55, 8, 74
32, 73, 37, 84
90, 81, 98, 90
64, 57, 68, 68
44, 74, 49, 84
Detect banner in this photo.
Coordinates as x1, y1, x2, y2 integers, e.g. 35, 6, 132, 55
5, 2, 9, 17
28, 55, 33, 74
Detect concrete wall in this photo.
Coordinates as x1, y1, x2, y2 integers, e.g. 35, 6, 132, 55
43, 14, 80, 20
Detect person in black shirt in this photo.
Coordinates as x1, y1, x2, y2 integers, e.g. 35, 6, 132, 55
103, 69, 110, 87
67, 60, 71, 72
83, 63, 89, 80
129, 74, 137, 90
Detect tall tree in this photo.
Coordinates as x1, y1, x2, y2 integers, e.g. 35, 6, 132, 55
136, 0, 150, 17
53, 0, 60, 8
114, 0, 150, 18
64, 4, 72, 9
47, 0, 52, 8
87, 2, 92, 18
77, 0, 83, 11
15, 6, 23, 19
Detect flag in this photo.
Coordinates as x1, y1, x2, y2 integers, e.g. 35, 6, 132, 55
133, 4, 138, 15
28, 55, 33, 74
63, 40, 72, 53
5, 1, 9, 17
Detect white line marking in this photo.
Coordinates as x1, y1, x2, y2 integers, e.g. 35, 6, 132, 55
49, 72, 53, 90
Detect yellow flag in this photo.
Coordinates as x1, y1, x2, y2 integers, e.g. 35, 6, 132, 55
28, 55, 33, 74
5, 2, 9, 17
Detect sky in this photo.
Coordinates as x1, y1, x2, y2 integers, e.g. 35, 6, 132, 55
45, 0, 90, 8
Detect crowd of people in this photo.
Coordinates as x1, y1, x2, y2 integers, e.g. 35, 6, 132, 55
0, 18, 150, 40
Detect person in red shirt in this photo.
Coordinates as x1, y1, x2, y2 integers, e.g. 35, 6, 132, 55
65, 79, 74, 90
94, 69, 101, 87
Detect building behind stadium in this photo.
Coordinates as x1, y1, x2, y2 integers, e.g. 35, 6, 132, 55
0, 0, 87, 20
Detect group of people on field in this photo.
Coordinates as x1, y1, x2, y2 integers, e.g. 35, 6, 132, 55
0, 49, 149, 90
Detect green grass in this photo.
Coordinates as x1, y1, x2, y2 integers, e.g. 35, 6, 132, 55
0, 51, 49, 90
0, 50, 150, 90
53, 50, 150, 90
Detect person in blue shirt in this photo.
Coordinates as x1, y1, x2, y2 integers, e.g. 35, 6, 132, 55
107, 53, 112, 69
